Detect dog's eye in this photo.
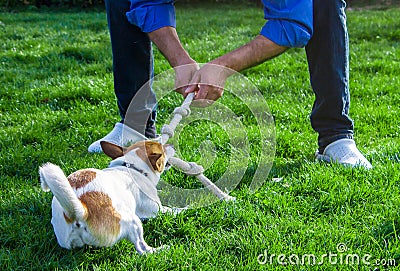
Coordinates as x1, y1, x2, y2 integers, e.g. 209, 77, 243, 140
75, 222, 81, 228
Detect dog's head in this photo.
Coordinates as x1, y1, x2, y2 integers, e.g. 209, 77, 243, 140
101, 140, 174, 173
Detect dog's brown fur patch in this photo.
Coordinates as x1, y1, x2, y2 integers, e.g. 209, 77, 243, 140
67, 170, 97, 189
125, 141, 166, 172
79, 191, 121, 246
63, 212, 74, 224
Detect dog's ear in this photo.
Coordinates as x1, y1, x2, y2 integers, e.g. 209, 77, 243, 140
100, 141, 124, 159
148, 153, 165, 173
145, 142, 165, 173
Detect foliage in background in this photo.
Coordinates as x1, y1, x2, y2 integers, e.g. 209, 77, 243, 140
1, 0, 400, 9
0, 0, 104, 9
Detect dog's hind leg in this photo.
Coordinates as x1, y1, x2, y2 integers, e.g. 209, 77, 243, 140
127, 216, 157, 254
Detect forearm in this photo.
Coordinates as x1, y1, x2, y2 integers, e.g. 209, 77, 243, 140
210, 35, 287, 72
148, 26, 194, 67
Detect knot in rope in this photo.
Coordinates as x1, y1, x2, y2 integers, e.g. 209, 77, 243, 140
167, 157, 204, 176
173, 106, 191, 118
183, 162, 204, 176
161, 124, 174, 138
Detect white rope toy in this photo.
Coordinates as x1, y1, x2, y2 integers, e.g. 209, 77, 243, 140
161, 93, 235, 202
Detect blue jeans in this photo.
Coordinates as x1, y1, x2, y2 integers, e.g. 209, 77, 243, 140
105, 0, 157, 138
306, 0, 354, 152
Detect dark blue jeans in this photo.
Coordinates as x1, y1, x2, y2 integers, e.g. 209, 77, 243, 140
105, 0, 157, 138
306, 0, 354, 152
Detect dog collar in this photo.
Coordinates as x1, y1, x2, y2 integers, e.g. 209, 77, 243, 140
122, 162, 149, 177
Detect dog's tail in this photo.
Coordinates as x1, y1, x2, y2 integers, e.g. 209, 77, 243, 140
39, 163, 87, 221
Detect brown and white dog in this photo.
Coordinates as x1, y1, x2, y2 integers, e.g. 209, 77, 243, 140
39, 140, 175, 254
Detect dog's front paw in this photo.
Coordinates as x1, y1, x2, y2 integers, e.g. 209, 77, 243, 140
141, 244, 170, 255
224, 195, 236, 202
160, 206, 187, 216
156, 244, 170, 252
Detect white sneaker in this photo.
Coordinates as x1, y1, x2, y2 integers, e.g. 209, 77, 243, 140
315, 138, 372, 169
88, 122, 148, 153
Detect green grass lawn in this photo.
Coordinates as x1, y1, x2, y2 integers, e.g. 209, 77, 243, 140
1, 4, 400, 270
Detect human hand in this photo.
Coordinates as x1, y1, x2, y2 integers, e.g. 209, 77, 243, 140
174, 62, 199, 96
184, 63, 234, 107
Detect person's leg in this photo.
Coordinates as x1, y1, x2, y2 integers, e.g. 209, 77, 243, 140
306, 0, 353, 152
105, 0, 156, 138
88, 0, 156, 152
305, 0, 371, 168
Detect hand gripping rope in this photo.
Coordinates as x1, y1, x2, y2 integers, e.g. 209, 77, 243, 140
161, 93, 235, 202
